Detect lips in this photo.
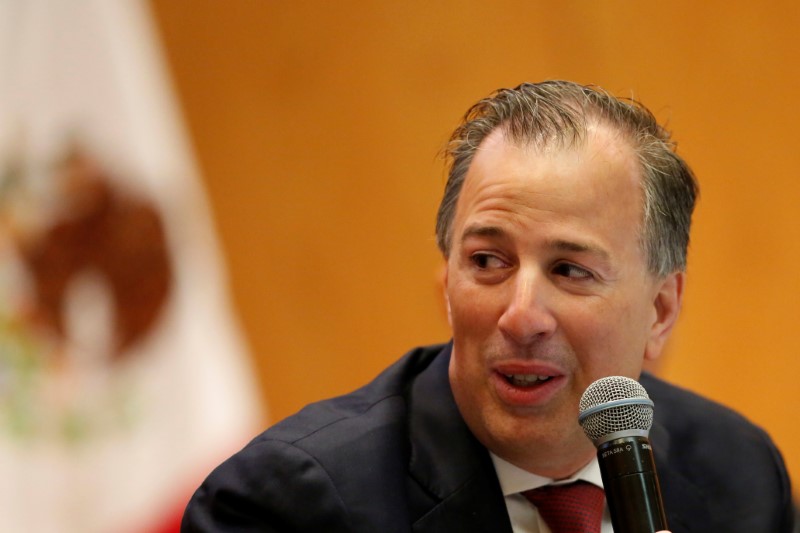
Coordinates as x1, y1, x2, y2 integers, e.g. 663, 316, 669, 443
492, 363, 564, 407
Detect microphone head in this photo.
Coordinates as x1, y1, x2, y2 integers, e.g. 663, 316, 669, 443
578, 376, 654, 445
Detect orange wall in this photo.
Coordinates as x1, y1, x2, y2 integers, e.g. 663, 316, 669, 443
152, 1, 800, 490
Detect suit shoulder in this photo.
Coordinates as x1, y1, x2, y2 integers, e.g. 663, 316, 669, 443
641, 373, 794, 531
253, 344, 445, 449
183, 344, 448, 532
182, 438, 355, 531
641, 372, 769, 442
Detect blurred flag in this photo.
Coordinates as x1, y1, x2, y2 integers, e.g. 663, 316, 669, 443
0, 1, 263, 532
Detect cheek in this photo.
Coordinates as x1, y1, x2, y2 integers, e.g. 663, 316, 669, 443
562, 305, 609, 350
447, 282, 505, 337
569, 298, 652, 373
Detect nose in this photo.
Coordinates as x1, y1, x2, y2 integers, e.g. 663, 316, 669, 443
497, 269, 557, 345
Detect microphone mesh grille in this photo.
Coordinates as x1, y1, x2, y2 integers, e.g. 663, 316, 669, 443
578, 376, 653, 441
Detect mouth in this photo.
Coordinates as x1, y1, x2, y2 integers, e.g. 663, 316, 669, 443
492, 367, 563, 407
503, 374, 554, 387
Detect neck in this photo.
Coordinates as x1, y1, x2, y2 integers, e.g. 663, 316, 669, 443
497, 441, 596, 480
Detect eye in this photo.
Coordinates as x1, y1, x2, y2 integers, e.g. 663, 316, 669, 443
552, 262, 593, 280
470, 252, 509, 270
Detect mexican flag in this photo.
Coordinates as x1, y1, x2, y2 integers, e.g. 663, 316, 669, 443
0, 1, 263, 531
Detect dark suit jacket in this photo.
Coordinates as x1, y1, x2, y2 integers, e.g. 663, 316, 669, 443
182, 344, 794, 532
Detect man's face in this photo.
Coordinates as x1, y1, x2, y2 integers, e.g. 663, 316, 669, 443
444, 125, 682, 478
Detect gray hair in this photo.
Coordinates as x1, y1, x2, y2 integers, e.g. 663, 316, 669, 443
435, 81, 698, 277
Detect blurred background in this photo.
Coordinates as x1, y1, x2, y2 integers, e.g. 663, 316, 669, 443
1, 1, 798, 531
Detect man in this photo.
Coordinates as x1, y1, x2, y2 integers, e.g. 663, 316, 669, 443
182, 81, 794, 532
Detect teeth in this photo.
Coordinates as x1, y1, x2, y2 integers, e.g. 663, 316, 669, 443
505, 374, 552, 386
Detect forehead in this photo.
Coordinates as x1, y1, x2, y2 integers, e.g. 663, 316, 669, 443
453, 124, 644, 253
463, 123, 640, 203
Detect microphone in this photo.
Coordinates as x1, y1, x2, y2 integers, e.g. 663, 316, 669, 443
578, 376, 668, 533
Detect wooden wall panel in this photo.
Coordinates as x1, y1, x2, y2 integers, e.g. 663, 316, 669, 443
151, 1, 800, 490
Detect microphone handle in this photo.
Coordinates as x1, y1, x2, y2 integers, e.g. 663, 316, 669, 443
597, 435, 668, 533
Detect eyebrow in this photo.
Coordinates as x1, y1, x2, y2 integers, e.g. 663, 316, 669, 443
460, 224, 508, 242
460, 224, 611, 261
548, 238, 611, 262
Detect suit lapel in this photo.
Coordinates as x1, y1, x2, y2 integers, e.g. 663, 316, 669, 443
406, 345, 513, 533
410, 475, 513, 533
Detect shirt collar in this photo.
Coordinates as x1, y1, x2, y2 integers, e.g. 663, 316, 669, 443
489, 452, 604, 496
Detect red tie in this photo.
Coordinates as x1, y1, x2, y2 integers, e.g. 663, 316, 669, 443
522, 481, 605, 533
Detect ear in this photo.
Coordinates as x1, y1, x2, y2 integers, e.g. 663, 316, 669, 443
442, 264, 453, 327
644, 271, 684, 361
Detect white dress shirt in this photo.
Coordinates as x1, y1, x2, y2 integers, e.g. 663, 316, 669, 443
490, 453, 614, 533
